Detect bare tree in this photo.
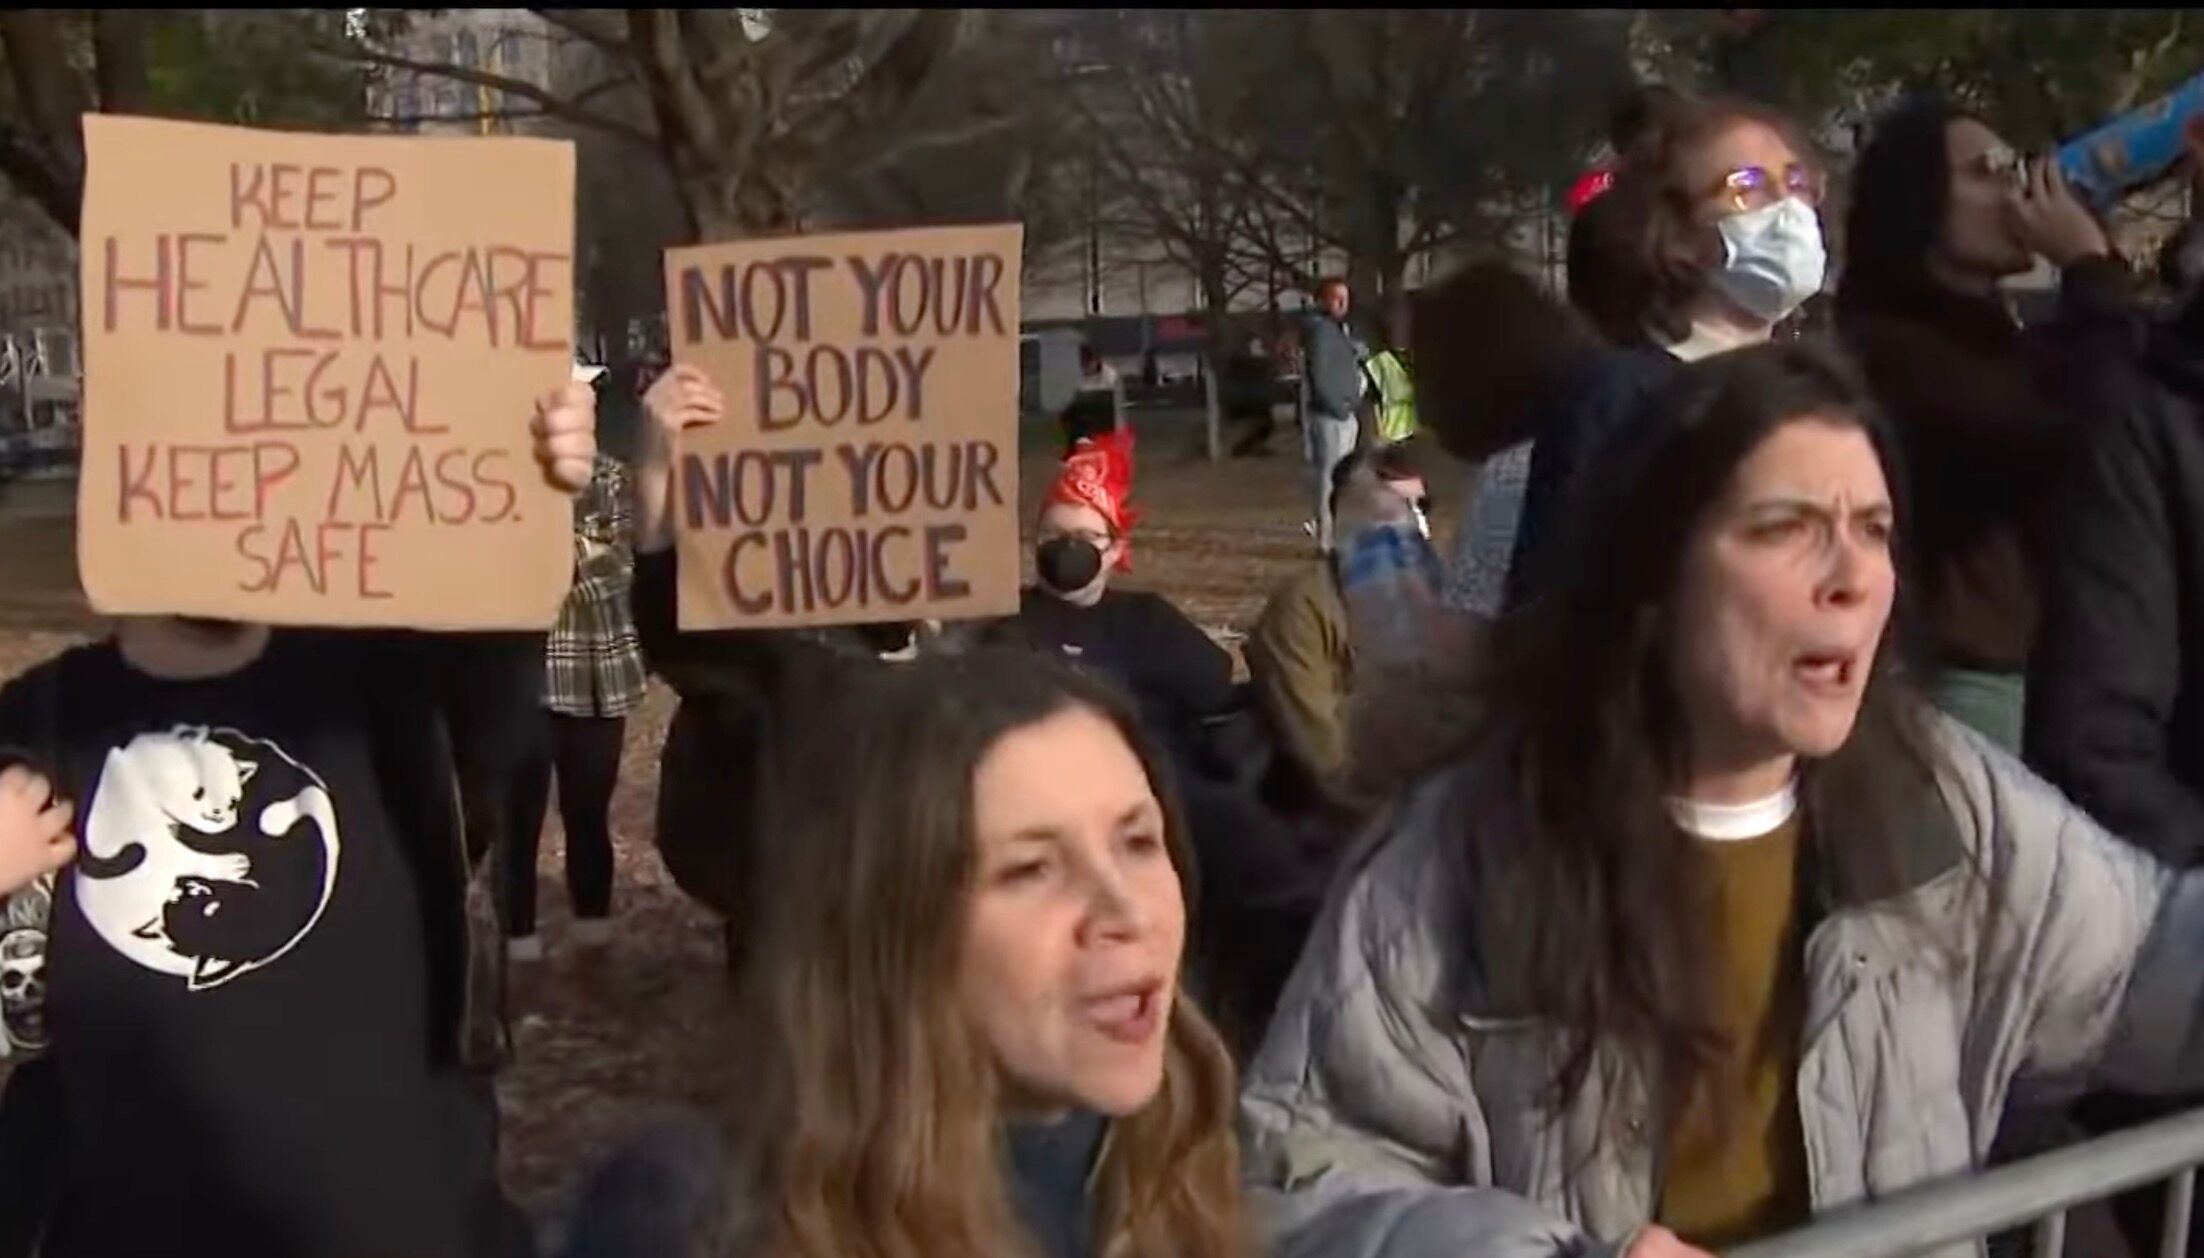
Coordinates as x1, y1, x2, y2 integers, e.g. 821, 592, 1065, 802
0, 9, 377, 237
1207, 9, 1635, 310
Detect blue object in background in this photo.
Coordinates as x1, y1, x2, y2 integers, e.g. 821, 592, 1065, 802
2057, 69, 2204, 209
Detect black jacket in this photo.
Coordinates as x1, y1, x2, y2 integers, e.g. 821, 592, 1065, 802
1840, 258, 2142, 673
2026, 296, 2204, 865
1505, 343, 1681, 609
632, 550, 893, 948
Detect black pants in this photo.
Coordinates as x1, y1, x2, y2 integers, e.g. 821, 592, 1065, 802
503, 712, 626, 939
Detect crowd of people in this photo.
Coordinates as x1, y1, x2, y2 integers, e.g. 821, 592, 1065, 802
0, 81, 2203, 1258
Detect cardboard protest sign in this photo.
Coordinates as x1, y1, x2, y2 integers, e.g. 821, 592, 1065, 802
77, 114, 576, 628
664, 223, 1023, 631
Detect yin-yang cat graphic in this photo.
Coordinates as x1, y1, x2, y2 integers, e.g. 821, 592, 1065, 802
77, 727, 339, 990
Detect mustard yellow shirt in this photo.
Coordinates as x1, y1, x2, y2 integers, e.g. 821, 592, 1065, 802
1656, 810, 1812, 1249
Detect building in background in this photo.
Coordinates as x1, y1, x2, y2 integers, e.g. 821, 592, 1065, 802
0, 176, 81, 479
367, 9, 561, 137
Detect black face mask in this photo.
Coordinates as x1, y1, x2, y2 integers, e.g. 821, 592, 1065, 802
1036, 537, 1104, 594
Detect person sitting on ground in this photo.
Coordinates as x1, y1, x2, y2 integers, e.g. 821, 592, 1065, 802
1245, 443, 1428, 808
982, 429, 1234, 761
1245, 343, 2204, 1257
554, 648, 1247, 1258
0, 385, 597, 1258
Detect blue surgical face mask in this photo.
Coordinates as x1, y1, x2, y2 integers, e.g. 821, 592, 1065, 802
1712, 197, 1827, 324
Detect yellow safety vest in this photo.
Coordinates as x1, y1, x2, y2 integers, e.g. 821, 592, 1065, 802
1366, 350, 1417, 444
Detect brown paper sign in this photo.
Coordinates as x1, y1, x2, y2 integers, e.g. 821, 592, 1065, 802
77, 114, 576, 628
664, 223, 1024, 630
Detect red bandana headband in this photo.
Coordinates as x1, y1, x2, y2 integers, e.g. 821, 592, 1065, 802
1566, 166, 1616, 217
1044, 429, 1139, 572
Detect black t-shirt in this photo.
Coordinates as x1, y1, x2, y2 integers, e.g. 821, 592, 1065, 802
984, 587, 1235, 746
0, 636, 516, 1258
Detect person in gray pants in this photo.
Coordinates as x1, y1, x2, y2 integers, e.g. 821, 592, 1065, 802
1300, 277, 1369, 553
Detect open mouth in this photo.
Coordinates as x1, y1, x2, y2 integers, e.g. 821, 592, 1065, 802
1084, 979, 1167, 1046
1794, 651, 1857, 692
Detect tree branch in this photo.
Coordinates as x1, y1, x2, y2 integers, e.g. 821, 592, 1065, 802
0, 10, 89, 235
627, 8, 720, 160
836, 111, 1020, 182
374, 106, 569, 129
790, 8, 965, 161
527, 9, 631, 58
313, 39, 659, 146
0, 119, 80, 236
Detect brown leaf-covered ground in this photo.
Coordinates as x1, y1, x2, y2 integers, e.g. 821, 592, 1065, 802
0, 416, 1456, 1222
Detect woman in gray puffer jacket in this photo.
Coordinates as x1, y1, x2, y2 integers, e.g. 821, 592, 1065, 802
1245, 343, 2204, 1257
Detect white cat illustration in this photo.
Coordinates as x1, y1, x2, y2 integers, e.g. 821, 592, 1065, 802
77, 727, 339, 989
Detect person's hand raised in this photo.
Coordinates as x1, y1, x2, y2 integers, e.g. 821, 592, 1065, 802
642, 364, 724, 449
2007, 151, 2111, 269
633, 364, 727, 552
0, 766, 74, 898
532, 381, 599, 495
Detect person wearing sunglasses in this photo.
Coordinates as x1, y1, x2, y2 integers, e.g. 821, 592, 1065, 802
1507, 92, 1829, 610
1836, 94, 2141, 757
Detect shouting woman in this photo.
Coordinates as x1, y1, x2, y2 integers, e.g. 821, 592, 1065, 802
1243, 344, 2204, 1257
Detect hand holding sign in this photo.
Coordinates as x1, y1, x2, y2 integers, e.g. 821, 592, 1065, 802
534, 381, 600, 494
636, 365, 726, 553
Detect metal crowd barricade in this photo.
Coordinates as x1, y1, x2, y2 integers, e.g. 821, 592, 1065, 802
1729, 1106, 2204, 1257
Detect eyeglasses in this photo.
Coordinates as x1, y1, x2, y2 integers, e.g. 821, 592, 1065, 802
1711, 162, 1824, 215
1960, 144, 2026, 187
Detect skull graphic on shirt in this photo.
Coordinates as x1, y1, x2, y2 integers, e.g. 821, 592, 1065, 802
0, 927, 46, 1049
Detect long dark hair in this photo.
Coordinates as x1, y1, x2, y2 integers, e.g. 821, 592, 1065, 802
1464, 342, 1951, 1121
1838, 93, 1975, 315
731, 647, 1245, 1258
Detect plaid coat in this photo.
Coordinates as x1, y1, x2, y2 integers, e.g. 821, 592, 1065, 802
546, 455, 647, 718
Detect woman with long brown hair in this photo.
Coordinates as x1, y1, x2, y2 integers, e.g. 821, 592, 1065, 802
550, 645, 1246, 1258
731, 647, 1244, 1257
1838, 94, 2140, 753
1243, 343, 2204, 1258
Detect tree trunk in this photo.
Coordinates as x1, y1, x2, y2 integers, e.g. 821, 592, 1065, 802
92, 10, 155, 116
1202, 350, 1222, 463
679, 165, 800, 242
1197, 251, 1232, 463
0, 10, 92, 236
